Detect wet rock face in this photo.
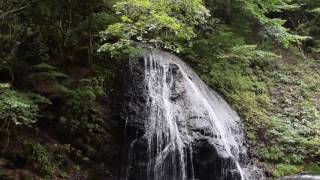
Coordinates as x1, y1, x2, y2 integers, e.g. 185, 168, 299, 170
118, 50, 262, 180
120, 57, 148, 138
167, 63, 186, 101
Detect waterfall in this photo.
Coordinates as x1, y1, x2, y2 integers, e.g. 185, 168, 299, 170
120, 48, 263, 180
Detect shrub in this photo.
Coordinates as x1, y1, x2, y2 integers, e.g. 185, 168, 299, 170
27, 143, 55, 177
272, 164, 302, 177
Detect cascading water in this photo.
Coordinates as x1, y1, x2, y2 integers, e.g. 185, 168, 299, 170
120, 48, 263, 180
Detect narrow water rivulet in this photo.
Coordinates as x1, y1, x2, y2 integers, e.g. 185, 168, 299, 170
120, 48, 263, 180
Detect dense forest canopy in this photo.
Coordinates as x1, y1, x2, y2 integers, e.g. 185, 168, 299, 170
0, 0, 320, 179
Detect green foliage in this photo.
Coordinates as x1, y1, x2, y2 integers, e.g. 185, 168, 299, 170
272, 164, 302, 177
305, 164, 320, 175
26, 142, 75, 177
0, 0, 117, 65
57, 77, 106, 141
242, 0, 302, 46
186, 25, 320, 175
26, 63, 73, 98
0, 87, 39, 126
187, 30, 277, 108
27, 143, 55, 177
260, 147, 286, 163
285, 0, 320, 52
206, 0, 305, 48
100, 0, 210, 55
99, 39, 141, 58
2, 0, 320, 178
264, 60, 320, 164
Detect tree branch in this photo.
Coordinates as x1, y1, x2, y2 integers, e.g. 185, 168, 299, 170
0, 5, 28, 19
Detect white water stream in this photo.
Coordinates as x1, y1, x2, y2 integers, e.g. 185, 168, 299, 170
123, 49, 263, 180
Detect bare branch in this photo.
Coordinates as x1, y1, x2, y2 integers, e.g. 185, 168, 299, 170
0, 5, 28, 19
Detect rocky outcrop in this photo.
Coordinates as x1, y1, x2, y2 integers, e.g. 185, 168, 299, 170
118, 49, 263, 180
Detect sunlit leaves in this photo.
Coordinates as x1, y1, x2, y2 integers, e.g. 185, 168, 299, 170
100, 0, 210, 56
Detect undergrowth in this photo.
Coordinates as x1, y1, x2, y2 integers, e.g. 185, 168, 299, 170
184, 30, 320, 177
